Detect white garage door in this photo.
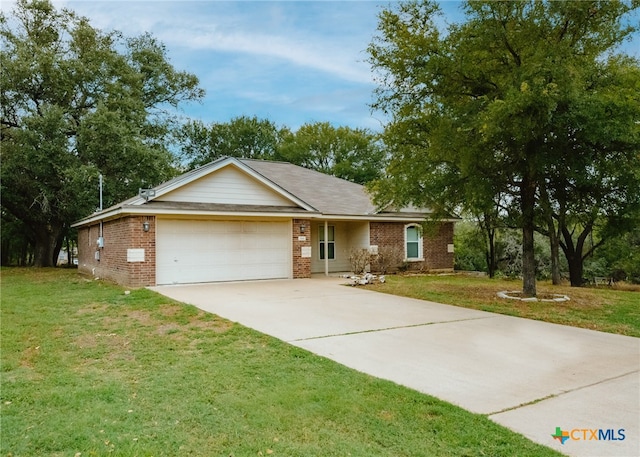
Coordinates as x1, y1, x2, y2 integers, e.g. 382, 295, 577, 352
156, 219, 291, 285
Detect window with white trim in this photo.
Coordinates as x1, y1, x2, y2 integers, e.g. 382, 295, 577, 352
405, 224, 423, 260
319, 225, 335, 260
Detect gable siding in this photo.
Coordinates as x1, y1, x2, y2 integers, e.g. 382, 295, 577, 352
156, 165, 296, 206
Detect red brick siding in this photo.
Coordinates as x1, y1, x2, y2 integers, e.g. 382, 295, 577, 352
77, 216, 156, 287
369, 221, 454, 272
292, 218, 311, 278
424, 222, 454, 270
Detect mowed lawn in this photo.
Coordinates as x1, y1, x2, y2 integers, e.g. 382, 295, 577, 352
0, 269, 563, 457
369, 274, 640, 337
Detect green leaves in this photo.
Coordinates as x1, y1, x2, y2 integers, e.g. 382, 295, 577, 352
368, 0, 640, 292
178, 118, 386, 185
1, 0, 203, 265
178, 116, 287, 168
279, 122, 386, 184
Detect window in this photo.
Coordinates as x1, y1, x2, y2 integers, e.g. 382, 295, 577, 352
319, 225, 335, 260
405, 224, 422, 260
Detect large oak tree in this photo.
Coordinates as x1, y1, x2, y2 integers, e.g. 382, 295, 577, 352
1, 0, 203, 266
368, 0, 639, 295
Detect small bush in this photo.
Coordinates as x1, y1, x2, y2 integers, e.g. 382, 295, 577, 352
348, 248, 370, 275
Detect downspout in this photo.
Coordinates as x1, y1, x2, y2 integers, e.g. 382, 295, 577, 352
324, 220, 329, 277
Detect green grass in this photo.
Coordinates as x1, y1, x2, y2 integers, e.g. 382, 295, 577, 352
0, 268, 563, 457
369, 274, 640, 337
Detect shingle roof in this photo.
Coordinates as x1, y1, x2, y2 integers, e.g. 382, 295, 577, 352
239, 159, 377, 216
72, 157, 443, 227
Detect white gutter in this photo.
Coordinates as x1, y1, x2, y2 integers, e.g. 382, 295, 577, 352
72, 206, 459, 228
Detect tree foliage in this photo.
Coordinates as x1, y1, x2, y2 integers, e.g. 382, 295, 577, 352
368, 0, 640, 295
178, 118, 386, 185
177, 116, 288, 168
278, 122, 386, 184
1, 0, 203, 266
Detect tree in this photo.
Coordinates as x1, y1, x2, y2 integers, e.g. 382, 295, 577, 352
538, 55, 640, 285
178, 118, 386, 185
278, 122, 386, 184
1, 0, 203, 266
178, 116, 289, 169
368, 0, 639, 296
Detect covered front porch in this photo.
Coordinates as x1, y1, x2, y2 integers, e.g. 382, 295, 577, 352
309, 219, 370, 275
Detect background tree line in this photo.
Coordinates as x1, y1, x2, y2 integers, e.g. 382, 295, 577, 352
455, 221, 640, 284
175, 117, 385, 185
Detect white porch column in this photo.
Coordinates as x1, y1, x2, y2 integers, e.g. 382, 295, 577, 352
324, 220, 329, 276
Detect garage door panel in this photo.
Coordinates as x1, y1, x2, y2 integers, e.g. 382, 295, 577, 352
157, 220, 291, 284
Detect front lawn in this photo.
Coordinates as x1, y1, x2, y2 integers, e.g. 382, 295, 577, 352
0, 268, 562, 457
369, 274, 640, 337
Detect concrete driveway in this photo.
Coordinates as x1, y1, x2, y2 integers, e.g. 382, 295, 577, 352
152, 277, 639, 457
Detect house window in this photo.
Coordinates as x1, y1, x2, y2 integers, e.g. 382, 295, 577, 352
319, 225, 335, 260
405, 224, 422, 260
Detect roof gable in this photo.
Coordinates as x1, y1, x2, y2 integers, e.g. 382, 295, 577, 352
72, 157, 440, 228
155, 163, 298, 207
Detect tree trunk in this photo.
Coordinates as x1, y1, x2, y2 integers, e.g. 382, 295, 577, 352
32, 225, 63, 267
53, 233, 64, 267
567, 253, 584, 287
521, 174, 537, 297
548, 220, 561, 285
561, 222, 594, 287
1, 238, 9, 266
479, 211, 498, 278
66, 236, 73, 267
487, 228, 497, 278
539, 182, 562, 285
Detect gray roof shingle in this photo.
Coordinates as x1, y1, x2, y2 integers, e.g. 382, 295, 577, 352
239, 159, 377, 216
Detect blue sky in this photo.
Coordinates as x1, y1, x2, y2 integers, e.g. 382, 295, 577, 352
62, 0, 413, 131
2, 1, 638, 132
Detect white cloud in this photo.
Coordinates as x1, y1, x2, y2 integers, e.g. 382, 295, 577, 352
32, 0, 375, 85
165, 26, 372, 84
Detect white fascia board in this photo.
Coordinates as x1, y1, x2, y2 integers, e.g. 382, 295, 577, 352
309, 214, 458, 222
72, 206, 318, 226
71, 207, 456, 228
139, 207, 315, 219
71, 207, 125, 227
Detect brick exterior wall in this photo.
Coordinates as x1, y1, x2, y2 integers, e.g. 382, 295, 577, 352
77, 216, 453, 285
292, 218, 311, 278
77, 216, 156, 287
424, 222, 455, 270
369, 221, 454, 273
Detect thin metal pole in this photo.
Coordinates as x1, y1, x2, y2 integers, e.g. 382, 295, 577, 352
99, 174, 103, 211
99, 174, 104, 240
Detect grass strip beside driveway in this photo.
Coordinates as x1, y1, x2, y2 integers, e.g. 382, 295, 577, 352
1, 268, 562, 456
369, 275, 640, 337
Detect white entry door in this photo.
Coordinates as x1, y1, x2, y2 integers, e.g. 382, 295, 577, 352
156, 219, 291, 284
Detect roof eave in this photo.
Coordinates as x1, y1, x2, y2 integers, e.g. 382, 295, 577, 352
72, 205, 321, 227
